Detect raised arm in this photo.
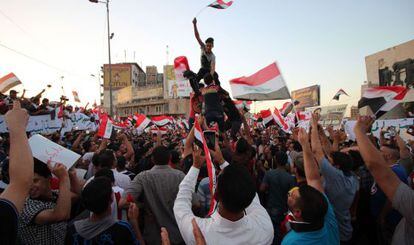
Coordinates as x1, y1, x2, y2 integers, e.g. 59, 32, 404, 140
35, 163, 71, 224
298, 127, 324, 193
310, 113, 325, 162
192, 18, 204, 47
0, 100, 33, 212
353, 116, 400, 201
120, 133, 134, 161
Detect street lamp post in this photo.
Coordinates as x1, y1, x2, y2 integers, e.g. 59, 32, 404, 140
89, 0, 113, 117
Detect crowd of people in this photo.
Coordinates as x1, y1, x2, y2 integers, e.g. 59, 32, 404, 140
1, 18, 414, 245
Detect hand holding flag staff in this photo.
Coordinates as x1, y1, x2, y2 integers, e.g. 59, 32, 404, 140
195, 0, 234, 17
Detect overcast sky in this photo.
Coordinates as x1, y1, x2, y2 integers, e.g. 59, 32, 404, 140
0, 0, 413, 112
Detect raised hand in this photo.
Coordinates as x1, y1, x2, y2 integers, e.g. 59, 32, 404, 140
354, 115, 374, 134
5, 100, 29, 134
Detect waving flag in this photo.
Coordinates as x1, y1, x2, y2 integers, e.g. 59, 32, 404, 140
234, 100, 252, 111
97, 114, 113, 138
273, 108, 290, 132
332, 89, 349, 101
152, 115, 173, 127
135, 114, 151, 131
358, 86, 408, 118
280, 100, 299, 116
230, 62, 290, 101
259, 109, 275, 126
0, 73, 22, 93
194, 118, 217, 216
208, 0, 233, 9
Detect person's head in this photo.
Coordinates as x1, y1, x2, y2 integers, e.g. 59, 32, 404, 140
290, 141, 302, 152
151, 146, 170, 165
116, 156, 127, 170
9, 90, 18, 99
331, 151, 353, 175
82, 140, 97, 153
287, 185, 328, 230
30, 159, 52, 199
203, 73, 214, 86
93, 149, 116, 171
42, 98, 49, 106
274, 151, 288, 167
348, 150, 364, 171
205, 37, 214, 53
292, 153, 306, 179
81, 177, 113, 215
170, 150, 180, 165
94, 168, 115, 184
216, 164, 256, 214
380, 145, 400, 165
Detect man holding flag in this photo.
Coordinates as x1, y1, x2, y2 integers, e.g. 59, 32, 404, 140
192, 18, 220, 86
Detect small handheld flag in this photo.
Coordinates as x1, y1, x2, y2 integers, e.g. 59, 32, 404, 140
332, 89, 349, 101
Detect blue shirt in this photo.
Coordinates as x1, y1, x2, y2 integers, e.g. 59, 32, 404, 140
281, 194, 339, 245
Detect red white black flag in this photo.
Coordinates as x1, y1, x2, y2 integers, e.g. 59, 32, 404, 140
208, 0, 233, 9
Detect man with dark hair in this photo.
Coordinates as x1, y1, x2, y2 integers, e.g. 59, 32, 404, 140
174, 142, 273, 244
192, 18, 220, 87
260, 151, 295, 245
122, 146, 186, 244
310, 114, 358, 244
65, 177, 143, 244
282, 126, 339, 244
18, 160, 72, 245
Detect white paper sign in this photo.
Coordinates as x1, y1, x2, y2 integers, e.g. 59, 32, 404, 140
29, 134, 81, 169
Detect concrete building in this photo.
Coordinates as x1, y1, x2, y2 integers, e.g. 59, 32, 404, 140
108, 64, 190, 117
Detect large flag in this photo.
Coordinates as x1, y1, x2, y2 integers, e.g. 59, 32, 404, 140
151, 115, 173, 127
194, 118, 217, 216
208, 0, 233, 9
97, 114, 113, 138
0, 73, 22, 93
229, 62, 291, 101
72, 91, 81, 103
135, 114, 151, 131
332, 89, 349, 101
358, 86, 408, 118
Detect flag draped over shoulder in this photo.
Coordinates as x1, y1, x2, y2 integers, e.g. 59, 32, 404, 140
0, 73, 22, 93
194, 118, 217, 216
358, 86, 408, 118
230, 62, 291, 101
208, 0, 233, 9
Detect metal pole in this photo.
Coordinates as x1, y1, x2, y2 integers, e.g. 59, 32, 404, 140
106, 0, 113, 117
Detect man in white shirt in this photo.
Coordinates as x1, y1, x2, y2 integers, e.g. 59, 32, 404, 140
174, 143, 274, 245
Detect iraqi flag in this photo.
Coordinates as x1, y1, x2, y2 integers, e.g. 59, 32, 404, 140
332, 89, 349, 101
272, 108, 290, 132
135, 114, 151, 131
208, 0, 233, 9
194, 118, 217, 216
0, 73, 22, 93
97, 114, 113, 139
260, 109, 275, 126
234, 100, 252, 111
72, 91, 81, 103
174, 56, 190, 82
150, 126, 168, 135
229, 62, 291, 101
152, 115, 173, 127
358, 86, 408, 118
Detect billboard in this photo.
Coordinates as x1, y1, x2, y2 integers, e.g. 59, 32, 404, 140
306, 104, 347, 127
164, 65, 191, 98
103, 64, 132, 90
291, 85, 320, 110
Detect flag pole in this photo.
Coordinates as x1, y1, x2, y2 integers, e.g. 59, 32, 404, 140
195, 6, 208, 18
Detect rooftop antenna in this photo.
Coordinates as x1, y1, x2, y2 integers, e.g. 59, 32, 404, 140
166, 45, 169, 65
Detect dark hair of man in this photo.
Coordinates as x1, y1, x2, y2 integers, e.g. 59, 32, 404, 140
95, 149, 115, 169
293, 153, 306, 178
274, 151, 288, 167
34, 158, 52, 178
151, 146, 170, 165
94, 168, 115, 184
82, 140, 92, 152
216, 164, 256, 213
82, 177, 113, 214
348, 150, 364, 171
292, 141, 302, 152
205, 37, 214, 44
203, 73, 214, 86
170, 150, 180, 165
235, 138, 249, 154
297, 185, 328, 229
331, 151, 353, 175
